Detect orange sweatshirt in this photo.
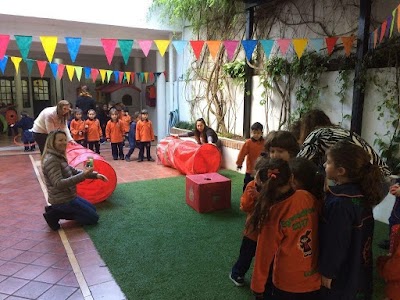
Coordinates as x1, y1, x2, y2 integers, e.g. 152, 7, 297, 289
136, 119, 155, 142
106, 120, 125, 143
69, 119, 85, 141
120, 115, 131, 133
84, 118, 102, 142
236, 138, 264, 174
240, 180, 259, 241
251, 190, 320, 294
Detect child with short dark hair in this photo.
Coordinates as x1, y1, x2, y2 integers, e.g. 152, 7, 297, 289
13, 111, 35, 151
106, 108, 125, 160
69, 109, 86, 147
236, 122, 264, 191
125, 111, 140, 162
264, 130, 300, 160
136, 109, 155, 162
84, 109, 102, 154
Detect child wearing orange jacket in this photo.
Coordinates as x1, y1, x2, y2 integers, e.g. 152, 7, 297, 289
70, 109, 86, 146
136, 109, 155, 162
106, 108, 125, 160
84, 109, 102, 154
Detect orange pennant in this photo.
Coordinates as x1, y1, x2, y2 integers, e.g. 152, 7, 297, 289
341, 36, 355, 57
374, 29, 378, 48
206, 41, 221, 60
380, 21, 387, 42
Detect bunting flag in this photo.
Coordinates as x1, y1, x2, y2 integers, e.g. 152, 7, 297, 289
380, 20, 388, 42
57, 64, 65, 79
172, 40, 188, 55
75, 66, 83, 81
206, 40, 221, 61
259, 40, 274, 58
292, 39, 308, 58
84, 67, 91, 79
114, 71, 120, 82
341, 36, 355, 57
309, 38, 324, 52
144, 72, 149, 83
190, 40, 205, 60
138, 72, 144, 82
65, 37, 81, 63
11, 56, 22, 74
325, 37, 338, 55
386, 16, 393, 38
40, 36, 58, 62
25, 59, 34, 75
126, 71, 131, 84
138, 40, 153, 57
130, 72, 135, 83
49, 62, 58, 79
101, 38, 117, 65
118, 39, 134, 64
99, 69, 107, 83
390, 8, 396, 38
241, 40, 258, 61
14, 35, 32, 61
154, 40, 170, 57
66, 65, 75, 81
118, 71, 124, 83
0, 35, 10, 59
106, 70, 113, 83
91, 68, 99, 83
0, 55, 8, 74
276, 39, 291, 56
373, 29, 378, 48
149, 72, 155, 82
223, 40, 239, 61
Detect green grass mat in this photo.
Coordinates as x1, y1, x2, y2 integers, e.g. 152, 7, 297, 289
86, 169, 388, 300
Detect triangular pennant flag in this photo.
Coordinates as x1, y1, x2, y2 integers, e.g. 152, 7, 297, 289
380, 20, 388, 42
155, 72, 162, 78
118, 72, 124, 84
101, 38, 117, 65
309, 38, 324, 52
190, 40, 205, 60
40, 36, 58, 62
84, 67, 91, 79
65, 37, 81, 63
223, 40, 239, 61
139, 72, 144, 83
0, 55, 8, 74
49, 62, 58, 79
390, 8, 396, 38
74, 66, 83, 81
292, 39, 308, 58
57, 64, 65, 79
14, 35, 32, 61
374, 29, 378, 48
205, 41, 221, 60
36, 61, 47, 77
106, 70, 113, 83
138, 40, 153, 57
149, 72, 155, 83
144, 72, 149, 83
11, 56, 22, 74
259, 40, 274, 58
130, 72, 135, 83
0, 35, 10, 59
126, 71, 131, 84
99, 69, 107, 83
341, 36, 355, 57
276, 39, 291, 56
66, 65, 75, 81
91, 69, 99, 83
154, 40, 170, 57
241, 40, 258, 61
172, 40, 188, 55
118, 39, 134, 65
386, 16, 393, 38
114, 71, 120, 82
325, 37, 338, 55
25, 59, 34, 75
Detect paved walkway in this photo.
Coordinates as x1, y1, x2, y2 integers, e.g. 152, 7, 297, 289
0, 134, 180, 299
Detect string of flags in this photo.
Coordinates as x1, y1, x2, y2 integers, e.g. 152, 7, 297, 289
369, 3, 400, 50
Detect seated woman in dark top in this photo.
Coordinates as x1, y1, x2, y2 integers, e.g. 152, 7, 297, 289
173, 118, 220, 146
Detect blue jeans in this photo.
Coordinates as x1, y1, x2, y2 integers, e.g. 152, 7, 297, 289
51, 196, 99, 225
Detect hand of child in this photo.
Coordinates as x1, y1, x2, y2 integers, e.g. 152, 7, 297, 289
85, 125, 89, 128
321, 275, 332, 289
390, 184, 400, 196
97, 174, 108, 182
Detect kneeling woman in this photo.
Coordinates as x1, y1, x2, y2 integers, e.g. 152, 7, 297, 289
41, 130, 108, 230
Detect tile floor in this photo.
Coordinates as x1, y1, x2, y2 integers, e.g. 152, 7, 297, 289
0, 134, 181, 299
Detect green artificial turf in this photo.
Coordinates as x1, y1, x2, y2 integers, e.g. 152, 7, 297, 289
86, 169, 388, 300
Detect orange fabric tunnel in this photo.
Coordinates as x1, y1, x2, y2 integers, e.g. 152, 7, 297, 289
66, 144, 117, 204
157, 136, 221, 175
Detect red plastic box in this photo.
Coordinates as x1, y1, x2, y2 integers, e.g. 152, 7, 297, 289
185, 173, 231, 213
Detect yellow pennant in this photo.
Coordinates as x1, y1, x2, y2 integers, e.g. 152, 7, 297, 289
126, 71, 131, 84
292, 39, 308, 58
74, 66, 83, 81
144, 72, 149, 83
99, 69, 107, 83
66, 65, 75, 81
106, 70, 113, 83
40, 36, 58, 62
154, 40, 170, 57
11, 56, 22, 74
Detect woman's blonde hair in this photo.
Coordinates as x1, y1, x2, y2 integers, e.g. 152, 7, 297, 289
41, 130, 67, 162
56, 100, 71, 124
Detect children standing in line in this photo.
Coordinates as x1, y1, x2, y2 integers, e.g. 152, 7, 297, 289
84, 109, 102, 154
249, 158, 321, 299
136, 109, 155, 162
69, 109, 86, 147
12, 111, 35, 151
125, 111, 140, 162
106, 108, 125, 160
319, 141, 385, 300
236, 122, 264, 191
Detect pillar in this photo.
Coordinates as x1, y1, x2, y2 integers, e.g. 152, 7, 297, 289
156, 52, 166, 140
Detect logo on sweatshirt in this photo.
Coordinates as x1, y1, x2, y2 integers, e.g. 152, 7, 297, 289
298, 230, 312, 257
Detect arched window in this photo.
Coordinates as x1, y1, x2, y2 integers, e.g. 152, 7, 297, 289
122, 94, 132, 106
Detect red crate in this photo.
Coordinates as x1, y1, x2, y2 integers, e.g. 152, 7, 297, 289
185, 173, 231, 213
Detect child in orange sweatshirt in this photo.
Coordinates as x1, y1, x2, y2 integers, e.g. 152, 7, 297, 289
106, 108, 125, 160
69, 109, 86, 147
136, 109, 155, 162
84, 109, 102, 154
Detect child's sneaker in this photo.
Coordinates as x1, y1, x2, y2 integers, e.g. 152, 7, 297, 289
229, 273, 244, 287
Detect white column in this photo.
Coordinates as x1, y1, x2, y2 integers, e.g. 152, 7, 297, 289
14, 69, 22, 113
156, 52, 166, 140
53, 58, 63, 101
168, 34, 175, 133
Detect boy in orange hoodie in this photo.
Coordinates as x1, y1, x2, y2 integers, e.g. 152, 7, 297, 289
136, 109, 155, 162
84, 109, 102, 154
106, 108, 125, 160
70, 109, 86, 146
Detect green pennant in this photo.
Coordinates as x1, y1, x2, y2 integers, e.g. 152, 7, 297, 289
118, 39, 134, 65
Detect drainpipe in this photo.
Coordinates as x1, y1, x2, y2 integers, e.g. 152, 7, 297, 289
243, 5, 254, 138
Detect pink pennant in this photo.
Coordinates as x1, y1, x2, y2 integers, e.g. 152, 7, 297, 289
101, 38, 117, 65
276, 39, 291, 56
36, 60, 47, 77
91, 68, 99, 83
57, 64, 65, 79
118, 72, 124, 83
138, 40, 153, 57
325, 37, 338, 55
223, 40, 239, 61
131, 72, 135, 83
0, 35, 10, 59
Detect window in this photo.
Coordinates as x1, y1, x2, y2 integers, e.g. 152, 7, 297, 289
0, 77, 13, 106
32, 78, 50, 101
122, 94, 132, 106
